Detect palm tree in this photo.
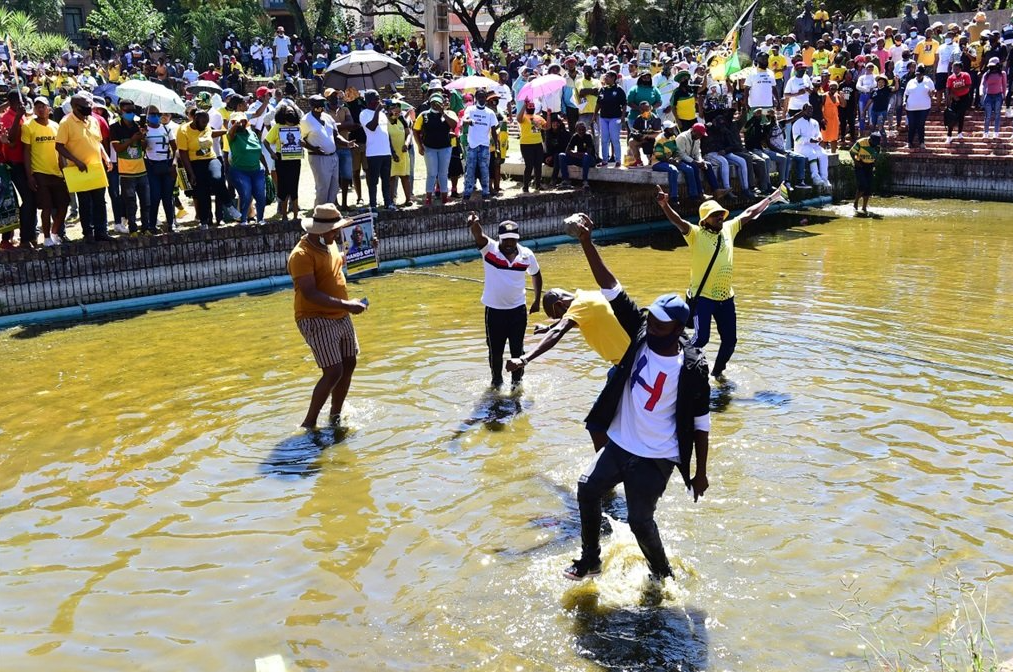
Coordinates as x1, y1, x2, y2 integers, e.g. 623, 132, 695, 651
0, 8, 70, 61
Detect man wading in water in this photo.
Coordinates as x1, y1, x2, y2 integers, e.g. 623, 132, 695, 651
564, 223, 711, 582
655, 186, 780, 379
288, 204, 374, 428
469, 212, 542, 388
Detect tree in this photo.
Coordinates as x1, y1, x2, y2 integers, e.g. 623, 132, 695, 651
6, 0, 63, 32
83, 0, 165, 49
0, 8, 70, 60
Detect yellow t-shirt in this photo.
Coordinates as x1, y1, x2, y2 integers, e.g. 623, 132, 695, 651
564, 289, 631, 365
55, 113, 103, 167
914, 39, 939, 67
769, 53, 788, 79
518, 115, 542, 144
575, 76, 599, 114
827, 64, 847, 82
287, 237, 349, 321
684, 217, 744, 301
675, 94, 697, 121
176, 122, 215, 161
813, 9, 829, 21
21, 118, 61, 176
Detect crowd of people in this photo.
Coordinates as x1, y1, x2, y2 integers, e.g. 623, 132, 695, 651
3, 4, 1013, 248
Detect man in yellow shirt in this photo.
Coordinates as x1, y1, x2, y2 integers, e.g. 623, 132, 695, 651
914, 34, 939, 69
55, 93, 111, 242
22, 97, 68, 247
287, 204, 371, 429
655, 186, 780, 378
506, 216, 631, 378
769, 45, 789, 97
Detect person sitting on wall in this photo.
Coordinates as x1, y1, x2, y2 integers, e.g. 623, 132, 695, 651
626, 100, 662, 167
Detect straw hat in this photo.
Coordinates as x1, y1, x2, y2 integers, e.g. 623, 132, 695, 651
302, 204, 354, 234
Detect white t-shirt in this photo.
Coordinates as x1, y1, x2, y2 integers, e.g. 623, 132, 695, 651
890, 44, 906, 65
144, 124, 173, 160
745, 68, 777, 107
462, 104, 497, 147
606, 345, 685, 459
358, 108, 390, 157
273, 35, 291, 59
904, 77, 935, 111
299, 112, 337, 154
182, 69, 199, 83
936, 42, 960, 74
784, 74, 812, 110
208, 109, 225, 157
479, 240, 539, 310
792, 116, 822, 145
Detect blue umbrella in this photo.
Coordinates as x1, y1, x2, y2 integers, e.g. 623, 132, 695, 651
92, 82, 119, 105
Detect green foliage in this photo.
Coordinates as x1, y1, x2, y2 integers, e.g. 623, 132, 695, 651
161, 0, 270, 65
82, 0, 165, 49
5, 0, 63, 32
373, 15, 415, 42
497, 18, 528, 52
0, 8, 70, 61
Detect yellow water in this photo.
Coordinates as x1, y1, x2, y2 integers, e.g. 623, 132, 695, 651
2, 198, 1013, 671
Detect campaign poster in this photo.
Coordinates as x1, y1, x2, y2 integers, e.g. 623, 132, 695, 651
637, 42, 653, 68
279, 126, 302, 160
342, 212, 379, 276
0, 165, 20, 234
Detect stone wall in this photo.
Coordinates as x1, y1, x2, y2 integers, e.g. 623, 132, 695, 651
885, 155, 1013, 201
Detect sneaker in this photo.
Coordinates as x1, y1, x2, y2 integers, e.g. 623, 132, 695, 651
257, 220, 266, 226
945, 136, 952, 144
957, 132, 964, 139
386, 204, 397, 211
113, 221, 129, 234
563, 556, 602, 581
49, 234, 62, 246
43, 236, 58, 247
66, 212, 80, 223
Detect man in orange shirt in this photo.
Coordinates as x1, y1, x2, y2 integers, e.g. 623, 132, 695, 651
287, 204, 374, 429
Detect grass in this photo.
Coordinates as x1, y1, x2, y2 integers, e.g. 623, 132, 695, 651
833, 547, 1006, 672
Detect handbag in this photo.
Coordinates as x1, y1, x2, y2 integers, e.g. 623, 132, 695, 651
687, 233, 722, 326
265, 173, 277, 205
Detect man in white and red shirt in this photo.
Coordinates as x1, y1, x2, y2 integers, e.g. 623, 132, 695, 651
468, 212, 543, 387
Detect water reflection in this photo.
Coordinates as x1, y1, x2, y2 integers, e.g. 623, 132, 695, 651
260, 427, 352, 478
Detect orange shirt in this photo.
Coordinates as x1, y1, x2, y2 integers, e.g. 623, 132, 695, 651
287, 236, 349, 321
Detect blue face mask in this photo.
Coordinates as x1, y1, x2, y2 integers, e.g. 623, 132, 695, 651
147, 114, 161, 125
123, 112, 136, 122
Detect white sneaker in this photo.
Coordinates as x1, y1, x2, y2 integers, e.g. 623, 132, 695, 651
945, 136, 953, 144
256, 220, 266, 226
957, 132, 964, 139
43, 236, 57, 247
989, 131, 997, 139
49, 233, 61, 246
113, 221, 129, 234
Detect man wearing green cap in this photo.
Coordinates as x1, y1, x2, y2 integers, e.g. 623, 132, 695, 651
655, 186, 781, 379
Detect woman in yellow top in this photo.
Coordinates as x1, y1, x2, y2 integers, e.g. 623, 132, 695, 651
517, 99, 545, 192
386, 101, 412, 207
672, 72, 698, 131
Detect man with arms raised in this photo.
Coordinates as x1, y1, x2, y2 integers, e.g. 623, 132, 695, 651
469, 212, 542, 388
564, 218, 711, 582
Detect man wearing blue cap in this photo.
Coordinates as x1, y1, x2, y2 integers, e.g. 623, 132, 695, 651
564, 215, 711, 582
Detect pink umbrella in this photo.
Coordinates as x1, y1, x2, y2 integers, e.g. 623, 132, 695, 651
446, 75, 499, 90
516, 74, 566, 103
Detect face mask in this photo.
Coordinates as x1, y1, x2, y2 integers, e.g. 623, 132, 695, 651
647, 330, 681, 352
147, 114, 161, 125
123, 112, 136, 122
476, 100, 486, 108
945, 38, 952, 44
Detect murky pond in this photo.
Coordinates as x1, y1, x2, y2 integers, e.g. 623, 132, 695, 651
2, 198, 1012, 671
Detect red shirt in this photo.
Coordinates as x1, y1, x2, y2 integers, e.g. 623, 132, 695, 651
199, 70, 221, 82
0, 108, 27, 164
947, 71, 972, 99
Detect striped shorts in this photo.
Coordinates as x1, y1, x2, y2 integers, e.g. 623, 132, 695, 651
296, 316, 360, 369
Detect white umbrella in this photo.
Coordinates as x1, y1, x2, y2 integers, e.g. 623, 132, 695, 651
516, 74, 566, 104
324, 51, 405, 91
446, 75, 499, 91
115, 80, 186, 115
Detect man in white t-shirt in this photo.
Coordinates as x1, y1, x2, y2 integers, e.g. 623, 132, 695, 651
250, 39, 264, 77
782, 62, 812, 149
461, 89, 498, 200
468, 214, 542, 388
273, 28, 291, 76
745, 53, 779, 112
300, 94, 342, 206
564, 212, 711, 582
358, 89, 392, 210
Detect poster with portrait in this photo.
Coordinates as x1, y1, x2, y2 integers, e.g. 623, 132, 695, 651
637, 43, 653, 68
0, 165, 20, 234
279, 126, 302, 160
341, 212, 379, 276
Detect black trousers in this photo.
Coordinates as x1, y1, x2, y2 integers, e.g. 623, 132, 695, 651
193, 158, 227, 226
5, 162, 37, 243
578, 440, 676, 577
485, 305, 526, 384
520, 143, 543, 189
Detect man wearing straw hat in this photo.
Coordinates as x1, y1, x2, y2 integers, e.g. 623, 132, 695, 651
288, 204, 372, 429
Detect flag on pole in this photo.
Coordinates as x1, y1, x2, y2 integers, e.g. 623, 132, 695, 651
463, 36, 476, 76
706, 0, 758, 81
